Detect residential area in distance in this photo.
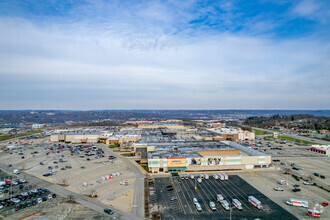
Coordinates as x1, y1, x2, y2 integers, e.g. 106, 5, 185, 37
0, 111, 329, 219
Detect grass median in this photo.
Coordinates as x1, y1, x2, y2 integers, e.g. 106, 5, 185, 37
0, 130, 43, 141
253, 128, 272, 135
277, 135, 321, 145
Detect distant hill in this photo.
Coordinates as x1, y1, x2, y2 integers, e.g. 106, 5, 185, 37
0, 110, 329, 125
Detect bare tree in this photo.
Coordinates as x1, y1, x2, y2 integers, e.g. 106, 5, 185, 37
308, 175, 314, 182
283, 167, 290, 175
68, 195, 74, 203
90, 189, 97, 198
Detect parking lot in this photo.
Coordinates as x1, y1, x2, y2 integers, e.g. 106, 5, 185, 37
0, 141, 137, 213
150, 175, 297, 220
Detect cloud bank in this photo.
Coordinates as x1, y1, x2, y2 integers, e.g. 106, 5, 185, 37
0, 0, 329, 110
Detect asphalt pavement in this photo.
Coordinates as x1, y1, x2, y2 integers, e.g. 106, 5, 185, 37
0, 162, 143, 220
151, 175, 297, 220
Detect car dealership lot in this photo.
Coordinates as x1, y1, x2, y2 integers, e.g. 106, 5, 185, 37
150, 175, 297, 219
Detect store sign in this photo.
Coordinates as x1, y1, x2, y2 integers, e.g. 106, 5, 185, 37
167, 158, 186, 167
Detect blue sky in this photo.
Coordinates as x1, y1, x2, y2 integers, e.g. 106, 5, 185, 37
0, 0, 329, 110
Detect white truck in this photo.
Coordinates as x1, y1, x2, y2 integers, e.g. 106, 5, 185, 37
248, 196, 263, 209
217, 194, 224, 202
190, 175, 194, 179
205, 174, 209, 179
13, 169, 20, 174
222, 173, 228, 180
278, 180, 286, 185
220, 200, 230, 211
233, 199, 243, 210
286, 198, 308, 208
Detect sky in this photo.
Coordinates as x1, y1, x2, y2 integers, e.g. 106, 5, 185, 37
0, 0, 329, 110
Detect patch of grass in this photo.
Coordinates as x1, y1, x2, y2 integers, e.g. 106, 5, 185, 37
0, 130, 43, 141
121, 153, 132, 157
277, 136, 321, 145
253, 129, 272, 135
108, 144, 118, 148
113, 149, 130, 152
140, 163, 148, 171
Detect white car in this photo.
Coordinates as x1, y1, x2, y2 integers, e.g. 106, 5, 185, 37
303, 181, 311, 185
195, 202, 202, 211
209, 201, 216, 210
193, 198, 198, 204
102, 162, 107, 165
48, 194, 53, 199
37, 198, 42, 203
19, 179, 26, 183
190, 175, 194, 179
197, 178, 202, 183
11, 198, 20, 203
0, 204, 3, 209
274, 186, 284, 191
12, 181, 18, 186
120, 181, 128, 186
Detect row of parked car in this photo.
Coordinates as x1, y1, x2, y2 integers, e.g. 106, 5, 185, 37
0, 188, 55, 210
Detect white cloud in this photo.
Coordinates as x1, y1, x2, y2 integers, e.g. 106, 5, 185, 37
0, 1, 329, 109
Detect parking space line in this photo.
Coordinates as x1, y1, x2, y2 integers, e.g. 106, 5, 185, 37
221, 180, 254, 211
171, 178, 186, 215
216, 179, 253, 211
207, 179, 244, 216
172, 177, 194, 214
202, 179, 227, 213
183, 178, 212, 214
178, 179, 203, 214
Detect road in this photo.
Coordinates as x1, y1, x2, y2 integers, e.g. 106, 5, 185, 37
0, 162, 144, 220
101, 145, 146, 218
253, 127, 330, 145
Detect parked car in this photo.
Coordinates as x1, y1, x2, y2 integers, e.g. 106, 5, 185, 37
15, 204, 20, 211
321, 202, 328, 207
169, 196, 178, 201
104, 208, 113, 215
292, 188, 301, 192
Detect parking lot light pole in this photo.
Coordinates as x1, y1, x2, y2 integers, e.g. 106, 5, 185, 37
195, 177, 197, 190
230, 202, 232, 220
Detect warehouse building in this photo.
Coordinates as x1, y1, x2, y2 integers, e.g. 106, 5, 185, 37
310, 145, 330, 156
207, 128, 255, 141
138, 123, 184, 129
50, 131, 101, 144
134, 141, 271, 173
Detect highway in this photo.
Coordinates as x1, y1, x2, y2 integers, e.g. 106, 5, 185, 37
0, 162, 144, 220
253, 127, 330, 145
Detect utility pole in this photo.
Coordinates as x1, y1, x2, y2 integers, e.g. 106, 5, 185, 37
230, 202, 232, 220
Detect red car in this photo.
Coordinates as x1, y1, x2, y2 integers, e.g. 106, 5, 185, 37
321, 202, 328, 207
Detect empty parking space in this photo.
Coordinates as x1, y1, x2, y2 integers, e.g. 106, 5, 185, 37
151, 175, 297, 220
